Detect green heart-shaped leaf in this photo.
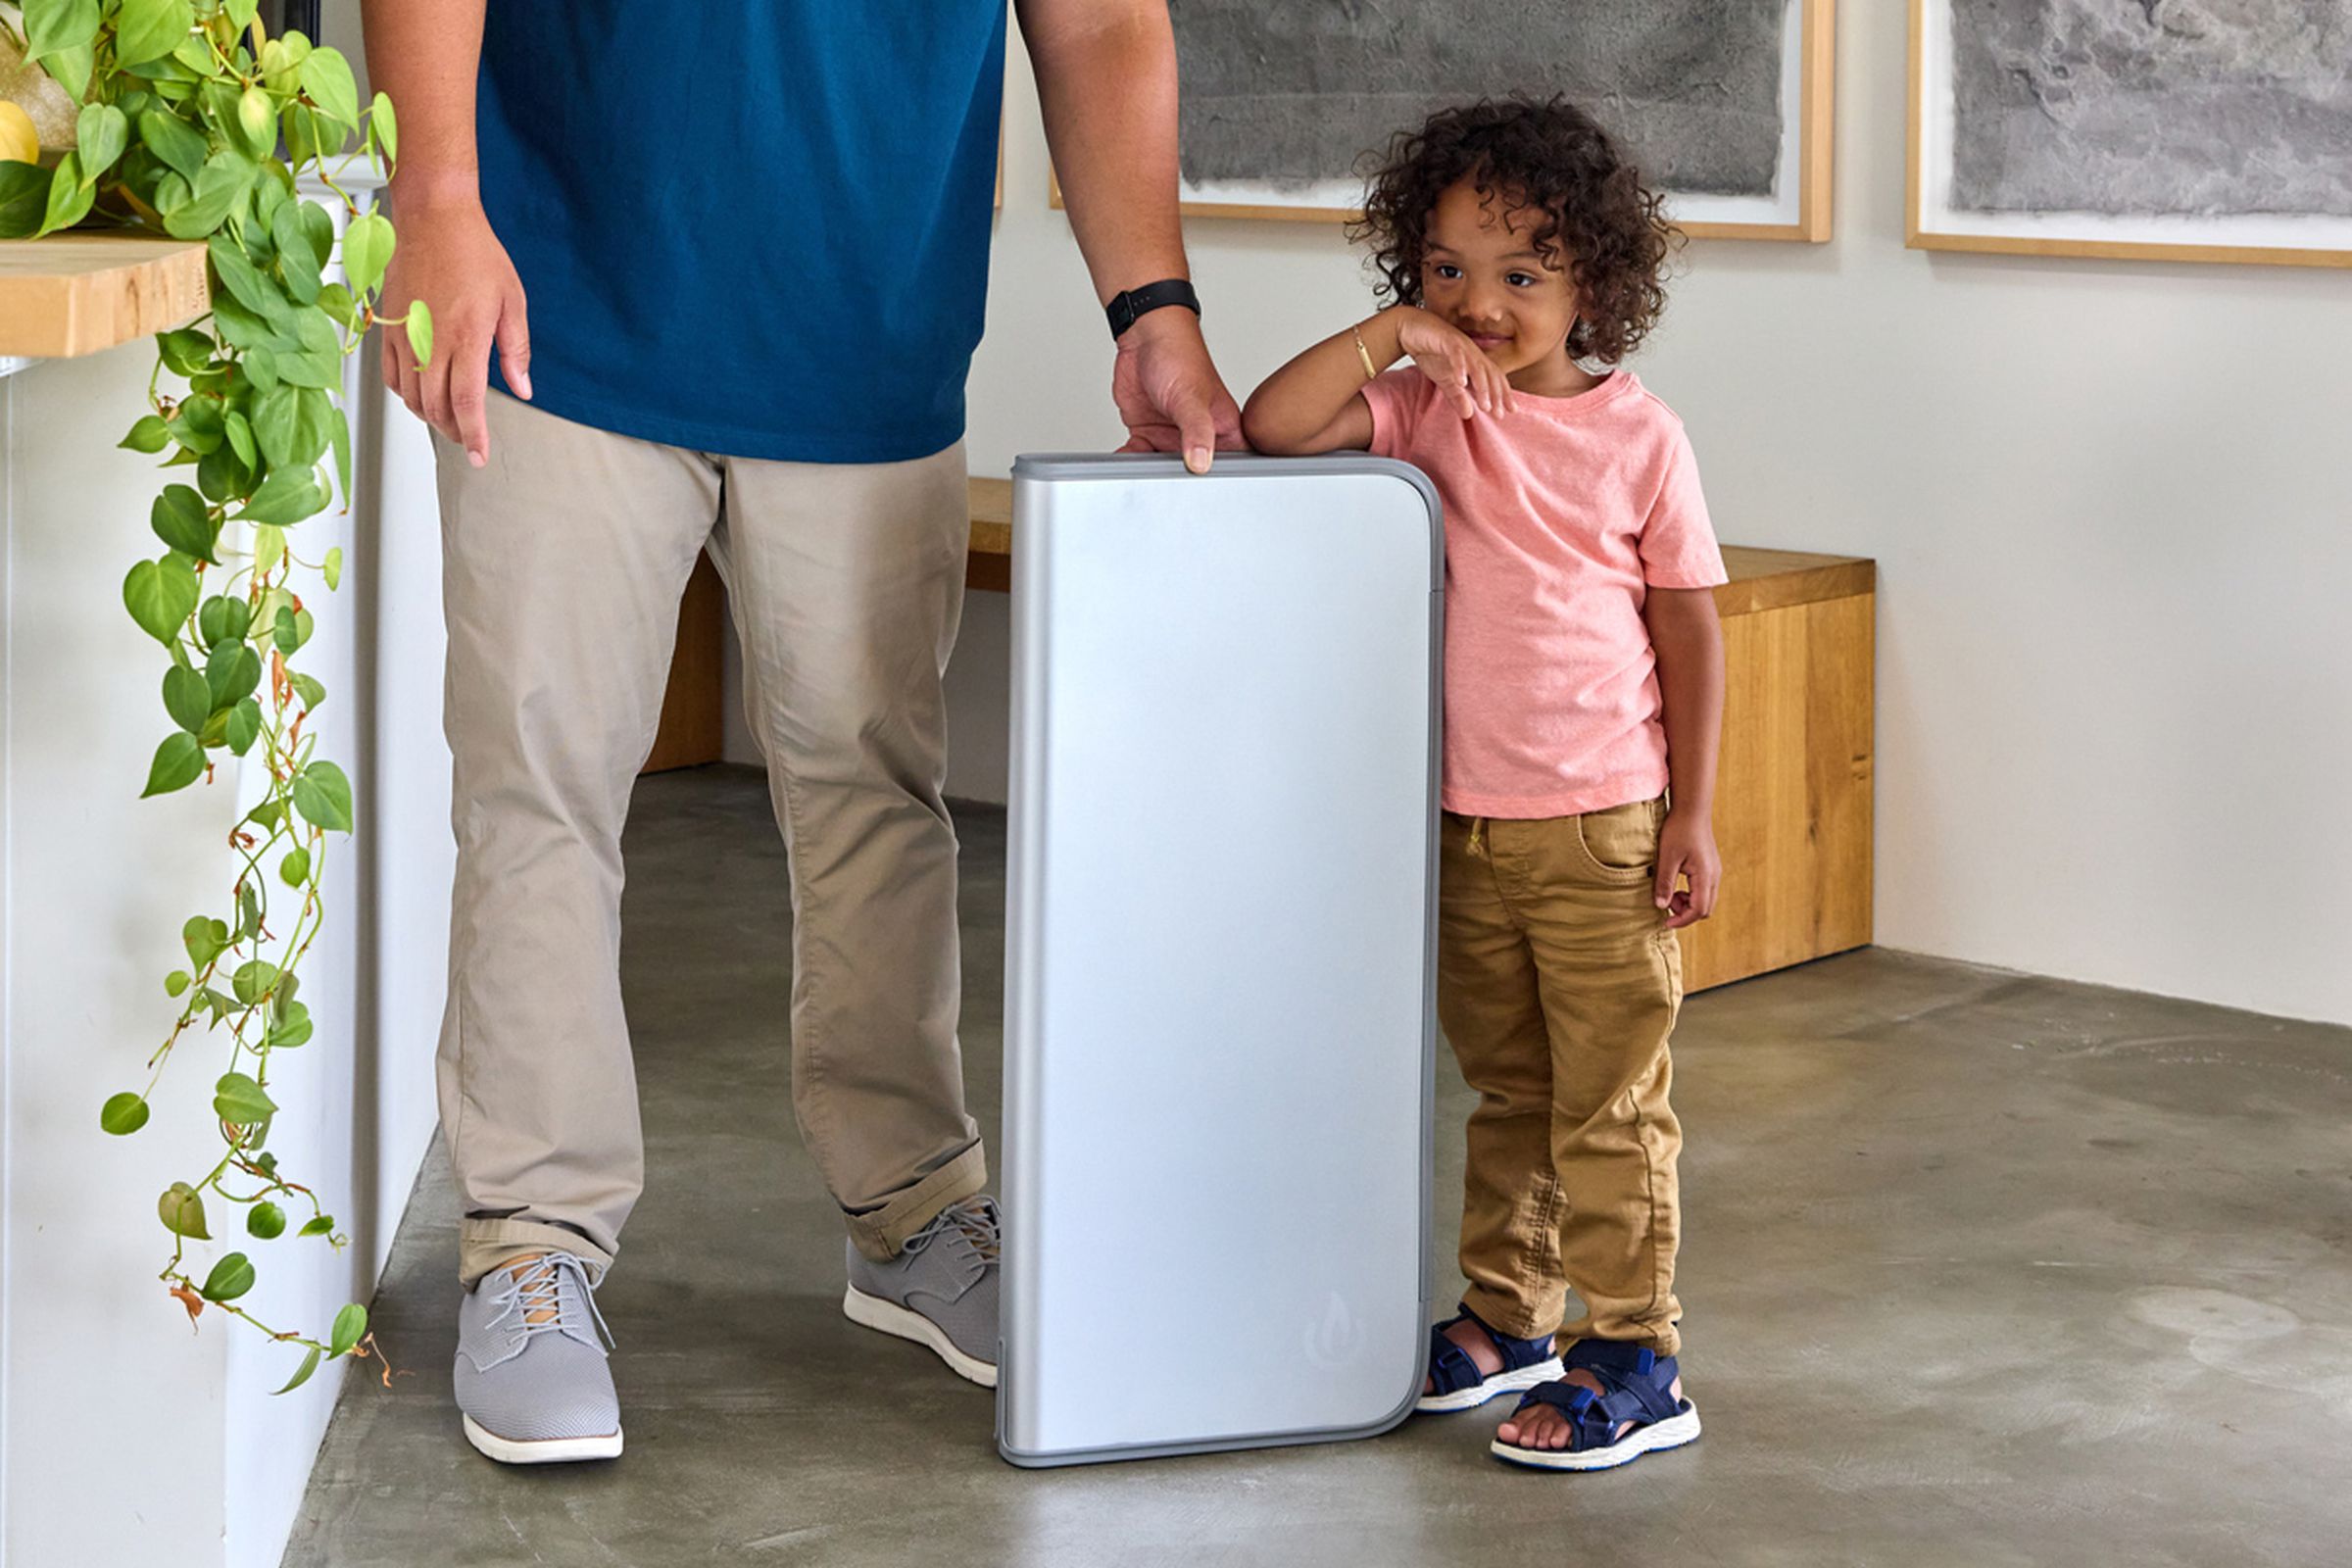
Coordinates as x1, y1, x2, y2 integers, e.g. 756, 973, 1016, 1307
292, 760, 353, 833
121, 414, 172, 454
225, 697, 263, 756
74, 103, 127, 183
142, 731, 206, 797
272, 1345, 322, 1396
138, 107, 208, 182
113, 0, 195, 70
161, 662, 212, 733
330, 1302, 368, 1357
101, 1093, 152, 1136
214, 1068, 277, 1122
201, 1251, 257, 1302
158, 1180, 211, 1240
339, 211, 393, 300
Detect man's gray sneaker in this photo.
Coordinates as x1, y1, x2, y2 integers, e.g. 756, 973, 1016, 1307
843, 1196, 1000, 1387
454, 1250, 623, 1463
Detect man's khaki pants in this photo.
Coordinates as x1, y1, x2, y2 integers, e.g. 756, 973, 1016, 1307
435, 393, 985, 1287
1437, 797, 1686, 1354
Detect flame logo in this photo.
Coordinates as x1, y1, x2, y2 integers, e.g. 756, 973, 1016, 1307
1301, 1292, 1364, 1368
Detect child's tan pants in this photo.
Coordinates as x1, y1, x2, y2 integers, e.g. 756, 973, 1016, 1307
1436, 796, 1685, 1354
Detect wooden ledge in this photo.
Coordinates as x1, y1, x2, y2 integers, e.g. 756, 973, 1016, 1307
965, 476, 1872, 611
0, 233, 210, 359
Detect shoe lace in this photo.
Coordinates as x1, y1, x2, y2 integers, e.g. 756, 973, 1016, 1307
494, 1251, 614, 1350
903, 1196, 1001, 1264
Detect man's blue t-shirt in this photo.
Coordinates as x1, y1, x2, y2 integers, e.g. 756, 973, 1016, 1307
475, 1, 1007, 463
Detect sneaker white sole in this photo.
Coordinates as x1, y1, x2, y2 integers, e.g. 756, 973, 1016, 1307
1415, 1355, 1564, 1414
462, 1413, 623, 1465
842, 1284, 998, 1388
1490, 1403, 1701, 1471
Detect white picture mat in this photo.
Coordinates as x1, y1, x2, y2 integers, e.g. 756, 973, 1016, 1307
1913, 0, 2352, 254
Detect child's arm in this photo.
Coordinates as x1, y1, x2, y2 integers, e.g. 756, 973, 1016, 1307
1242, 306, 1518, 455
1643, 587, 1726, 929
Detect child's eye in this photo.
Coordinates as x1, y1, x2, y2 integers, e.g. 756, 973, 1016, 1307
1432, 264, 1462, 280
1506, 272, 1537, 287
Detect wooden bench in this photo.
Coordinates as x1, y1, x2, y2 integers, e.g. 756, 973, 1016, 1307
656, 477, 1874, 993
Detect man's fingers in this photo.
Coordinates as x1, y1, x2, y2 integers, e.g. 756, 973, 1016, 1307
495, 291, 533, 401
452, 322, 495, 467
393, 332, 423, 422
1663, 892, 1701, 931
1211, 389, 1247, 450
419, 341, 461, 447
1174, 385, 1217, 473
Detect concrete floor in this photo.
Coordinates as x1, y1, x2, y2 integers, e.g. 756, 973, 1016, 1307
285, 765, 2352, 1567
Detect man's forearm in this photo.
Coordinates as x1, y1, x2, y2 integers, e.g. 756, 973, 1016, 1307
362, 0, 488, 209
1020, 0, 1189, 304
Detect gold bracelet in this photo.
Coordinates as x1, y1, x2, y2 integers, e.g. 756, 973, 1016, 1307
1351, 325, 1379, 382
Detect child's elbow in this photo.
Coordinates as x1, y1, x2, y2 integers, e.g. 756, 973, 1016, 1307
1239, 398, 1298, 456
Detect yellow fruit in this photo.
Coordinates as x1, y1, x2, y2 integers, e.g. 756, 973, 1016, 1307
0, 101, 36, 167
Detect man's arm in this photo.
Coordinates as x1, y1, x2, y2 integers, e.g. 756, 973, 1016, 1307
362, 0, 530, 466
1017, 0, 1241, 472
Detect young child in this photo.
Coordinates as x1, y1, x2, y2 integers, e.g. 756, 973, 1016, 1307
1243, 98, 1727, 1473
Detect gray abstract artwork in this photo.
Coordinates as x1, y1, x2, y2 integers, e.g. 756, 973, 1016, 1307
1949, 0, 2352, 218
1169, 0, 1788, 197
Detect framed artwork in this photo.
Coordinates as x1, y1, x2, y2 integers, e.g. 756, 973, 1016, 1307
1910, 0, 2352, 270
1055, 0, 1835, 242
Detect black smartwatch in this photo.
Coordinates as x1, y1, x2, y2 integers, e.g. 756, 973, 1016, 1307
1105, 278, 1200, 340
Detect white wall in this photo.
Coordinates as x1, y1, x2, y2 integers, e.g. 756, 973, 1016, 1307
919, 4, 2352, 1026
0, 326, 446, 1567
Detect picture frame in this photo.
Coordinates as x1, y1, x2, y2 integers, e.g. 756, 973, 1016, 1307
1908, 0, 2352, 270
1054, 0, 1835, 243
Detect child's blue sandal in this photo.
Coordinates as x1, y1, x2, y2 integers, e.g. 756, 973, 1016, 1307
1414, 1305, 1564, 1413
1490, 1340, 1701, 1471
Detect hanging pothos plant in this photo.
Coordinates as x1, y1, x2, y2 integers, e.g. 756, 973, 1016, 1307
0, 0, 429, 1393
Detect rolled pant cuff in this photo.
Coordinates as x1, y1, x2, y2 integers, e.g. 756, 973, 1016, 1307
845, 1141, 989, 1261
460, 1217, 616, 1289
1459, 1283, 1562, 1348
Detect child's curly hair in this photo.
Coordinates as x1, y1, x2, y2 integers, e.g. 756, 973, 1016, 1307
1351, 97, 1680, 366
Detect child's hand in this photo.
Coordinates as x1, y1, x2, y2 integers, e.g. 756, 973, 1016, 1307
1392, 307, 1515, 421
1654, 808, 1721, 930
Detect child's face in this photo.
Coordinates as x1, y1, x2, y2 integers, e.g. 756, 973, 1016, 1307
1418, 177, 1581, 379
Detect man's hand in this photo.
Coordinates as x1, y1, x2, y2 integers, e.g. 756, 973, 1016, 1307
380, 191, 531, 466
1654, 808, 1721, 931
1110, 305, 1244, 473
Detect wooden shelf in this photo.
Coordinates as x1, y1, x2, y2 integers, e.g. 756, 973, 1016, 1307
0, 233, 210, 358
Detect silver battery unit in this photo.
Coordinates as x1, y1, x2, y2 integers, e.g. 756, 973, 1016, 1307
998, 452, 1444, 1466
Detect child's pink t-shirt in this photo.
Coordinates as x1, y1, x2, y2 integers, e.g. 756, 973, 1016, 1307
1360, 367, 1727, 819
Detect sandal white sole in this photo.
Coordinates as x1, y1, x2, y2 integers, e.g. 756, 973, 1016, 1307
462, 1413, 623, 1465
1415, 1355, 1565, 1414
843, 1285, 998, 1388
1491, 1403, 1701, 1471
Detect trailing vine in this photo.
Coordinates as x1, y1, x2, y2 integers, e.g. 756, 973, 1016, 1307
1, 0, 428, 1392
